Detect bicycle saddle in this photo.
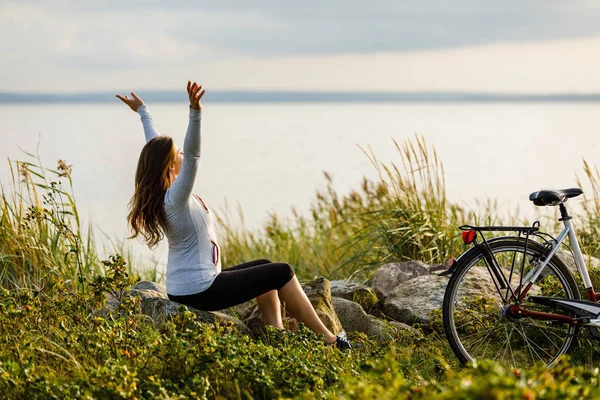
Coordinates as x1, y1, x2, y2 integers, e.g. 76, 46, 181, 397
529, 188, 583, 206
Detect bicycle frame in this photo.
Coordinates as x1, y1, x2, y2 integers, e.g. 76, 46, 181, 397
519, 203, 600, 302
460, 203, 600, 325
520, 216, 596, 301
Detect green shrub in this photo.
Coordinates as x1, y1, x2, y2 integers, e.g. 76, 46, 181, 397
5, 138, 600, 398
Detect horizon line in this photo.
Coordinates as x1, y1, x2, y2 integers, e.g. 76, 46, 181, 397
1, 90, 600, 103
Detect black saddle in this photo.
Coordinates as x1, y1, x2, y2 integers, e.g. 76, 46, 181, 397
529, 188, 583, 206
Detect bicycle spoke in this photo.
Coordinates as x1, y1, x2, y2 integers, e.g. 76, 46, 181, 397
495, 324, 513, 362
444, 238, 579, 369
513, 324, 542, 363
521, 319, 569, 346
513, 322, 553, 362
456, 324, 503, 342
507, 326, 517, 367
453, 312, 498, 332
466, 319, 504, 355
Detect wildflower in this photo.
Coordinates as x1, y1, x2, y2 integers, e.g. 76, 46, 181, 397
19, 162, 30, 183
57, 159, 72, 177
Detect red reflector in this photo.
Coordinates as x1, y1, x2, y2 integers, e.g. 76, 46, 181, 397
462, 230, 476, 244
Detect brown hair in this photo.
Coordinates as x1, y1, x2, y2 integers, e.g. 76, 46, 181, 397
127, 136, 177, 248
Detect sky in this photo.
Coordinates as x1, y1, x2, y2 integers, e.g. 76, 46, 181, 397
1, 0, 600, 93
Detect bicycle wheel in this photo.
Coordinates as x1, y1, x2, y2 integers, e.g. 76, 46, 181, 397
443, 237, 580, 368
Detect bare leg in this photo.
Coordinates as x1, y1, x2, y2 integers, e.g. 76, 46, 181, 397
255, 290, 284, 328
278, 276, 337, 343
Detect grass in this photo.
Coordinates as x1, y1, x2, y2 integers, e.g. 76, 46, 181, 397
0, 152, 153, 291
219, 135, 511, 283
3, 135, 600, 398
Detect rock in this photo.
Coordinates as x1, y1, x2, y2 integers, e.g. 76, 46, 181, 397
242, 304, 299, 338
330, 280, 378, 311
428, 262, 451, 275
127, 289, 167, 300
372, 261, 433, 300
138, 297, 186, 324
140, 297, 253, 337
242, 278, 343, 337
383, 274, 448, 325
243, 305, 266, 337
301, 278, 343, 335
107, 281, 253, 337
130, 281, 168, 298
220, 301, 255, 320
332, 297, 410, 342
104, 281, 167, 309
557, 250, 600, 273
382, 266, 507, 325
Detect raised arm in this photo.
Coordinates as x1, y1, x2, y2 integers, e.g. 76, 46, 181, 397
116, 92, 159, 142
167, 81, 206, 206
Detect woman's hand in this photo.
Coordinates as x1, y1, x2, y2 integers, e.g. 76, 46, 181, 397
187, 81, 205, 111
115, 92, 145, 112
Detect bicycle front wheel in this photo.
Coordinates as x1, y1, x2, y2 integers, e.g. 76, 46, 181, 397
443, 237, 580, 368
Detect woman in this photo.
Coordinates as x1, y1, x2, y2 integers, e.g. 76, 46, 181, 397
116, 81, 350, 350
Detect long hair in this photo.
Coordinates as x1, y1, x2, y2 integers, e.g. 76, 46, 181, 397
127, 136, 177, 248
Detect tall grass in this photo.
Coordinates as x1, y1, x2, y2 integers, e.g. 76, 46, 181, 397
219, 135, 509, 281
219, 134, 600, 285
0, 151, 163, 290
0, 154, 100, 290
5, 135, 600, 288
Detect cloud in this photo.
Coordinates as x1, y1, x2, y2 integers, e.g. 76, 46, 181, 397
1, 0, 600, 93
5, 0, 600, 56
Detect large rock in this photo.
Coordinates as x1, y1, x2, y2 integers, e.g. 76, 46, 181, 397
242, 278, 343, 337
301, 278, 343, 335
382, 266, 507, 325
109, 280, 253, 337
219, 301, 256, 320
140, 297, 253, 337
242, 304, 300, 338
383, 274, 448, 325
130, 281, 168, 298
330, 280, 378, 311
104, 280, 168, 310
557, 250, 600, 273
332, 297, 410, 342
372, 261, 433, 300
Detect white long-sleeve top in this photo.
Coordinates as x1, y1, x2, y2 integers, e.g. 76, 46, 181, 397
137, 104, 221, 296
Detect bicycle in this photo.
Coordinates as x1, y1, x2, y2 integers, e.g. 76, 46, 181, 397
442, 188, 600, 369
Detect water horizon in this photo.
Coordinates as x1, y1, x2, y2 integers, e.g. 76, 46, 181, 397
2, 90, 600, 104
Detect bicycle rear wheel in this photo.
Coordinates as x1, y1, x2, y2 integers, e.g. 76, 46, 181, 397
443, 237, 580, 368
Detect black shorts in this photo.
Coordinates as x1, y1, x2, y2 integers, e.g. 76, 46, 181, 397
167, 259, 295, 311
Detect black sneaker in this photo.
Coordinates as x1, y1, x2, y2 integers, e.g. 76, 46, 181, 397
334, 332, 352, 351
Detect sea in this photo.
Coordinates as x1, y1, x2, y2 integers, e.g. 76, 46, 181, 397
1, 100, 598, 270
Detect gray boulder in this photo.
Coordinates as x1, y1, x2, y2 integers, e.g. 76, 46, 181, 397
383, 274, 448, 324
330, 280, 378, 311
105, 280, 168, 309
332, 297, 410, 342
107, 280, 253, 337
372, 260, 433, 300
382, 266, 506, 325
130, 281, 168, 298
140, 297, 253, 337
